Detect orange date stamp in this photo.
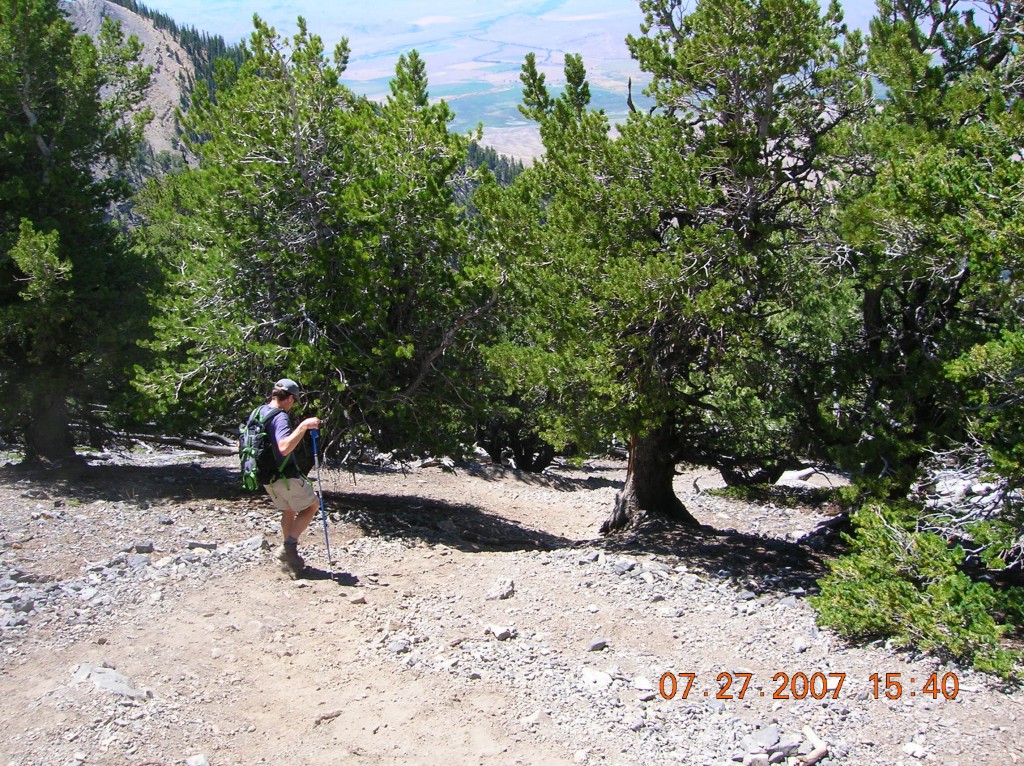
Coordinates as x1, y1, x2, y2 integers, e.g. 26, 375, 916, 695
658, 671, 960, 701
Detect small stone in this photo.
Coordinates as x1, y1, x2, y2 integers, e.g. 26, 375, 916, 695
314, 710, 342, 726
485, 578, 515, 601
350, 596, 367, 605
587, 638, 608, 652
489, 625, 514, 641
387, 639, 411, 654
522, 710, 550, 726
580, 668, 613, 689
185, 756, 211, 766
612, 558, 637, 575
747, 724, 780, 752
774, 733, 802, 757
73, 663, 148, 700
903, 742, 927, 759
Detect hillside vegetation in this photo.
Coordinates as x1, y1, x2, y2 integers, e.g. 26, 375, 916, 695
2, 0, 1023, 677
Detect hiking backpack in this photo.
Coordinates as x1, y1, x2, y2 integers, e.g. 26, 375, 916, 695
238, 405, 287, 491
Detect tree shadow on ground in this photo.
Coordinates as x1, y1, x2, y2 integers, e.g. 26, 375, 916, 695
456, 461, 625, 492
0, 457, 577, 554
0, 456, 244, 506
601, 517, 831, 596
1, 456, 833, 595
325, 489, 576, 553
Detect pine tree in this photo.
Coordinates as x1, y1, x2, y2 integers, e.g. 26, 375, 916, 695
0, 0, 154, 461
134, 20, 500, 456
830, 0, 1024, 496
486, 0, 867, 532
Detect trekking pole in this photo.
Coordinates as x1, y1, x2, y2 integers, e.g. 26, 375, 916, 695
310, 429, 334, 566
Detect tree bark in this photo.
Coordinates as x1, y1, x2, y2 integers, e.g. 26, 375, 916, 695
601, 421, 700, 534
127, 433, 237, 456
25, 380, 76, 463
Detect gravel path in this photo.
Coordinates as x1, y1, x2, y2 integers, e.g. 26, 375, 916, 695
0, 452, 1020, 765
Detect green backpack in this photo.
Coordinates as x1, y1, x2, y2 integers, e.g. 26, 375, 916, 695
238, 405, 288, 491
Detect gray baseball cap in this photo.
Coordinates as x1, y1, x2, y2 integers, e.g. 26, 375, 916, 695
274, 378, 301, 398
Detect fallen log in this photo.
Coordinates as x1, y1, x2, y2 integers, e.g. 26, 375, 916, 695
128, 433, 236, 456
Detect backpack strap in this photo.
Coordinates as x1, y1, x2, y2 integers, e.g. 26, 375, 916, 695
262, 406, 294, 478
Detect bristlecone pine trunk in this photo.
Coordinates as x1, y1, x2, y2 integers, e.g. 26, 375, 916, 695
25, 380, 76, 463
601, 422, 700, 534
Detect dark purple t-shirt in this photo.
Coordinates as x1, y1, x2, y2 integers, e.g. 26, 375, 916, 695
262, 405, 302, 479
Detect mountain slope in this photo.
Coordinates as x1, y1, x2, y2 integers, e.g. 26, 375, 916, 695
62, 0, 194, 158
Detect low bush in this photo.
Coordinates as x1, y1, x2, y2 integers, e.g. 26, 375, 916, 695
813, 501, 1022, 679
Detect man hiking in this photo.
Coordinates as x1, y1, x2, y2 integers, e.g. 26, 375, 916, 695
260, 378, 321, 578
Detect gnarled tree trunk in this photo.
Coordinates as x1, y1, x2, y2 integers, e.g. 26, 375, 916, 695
601, 421, 699, 534
25, 379, 76, 463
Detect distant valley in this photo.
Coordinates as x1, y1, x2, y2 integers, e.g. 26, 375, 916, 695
64, 0, 652, 162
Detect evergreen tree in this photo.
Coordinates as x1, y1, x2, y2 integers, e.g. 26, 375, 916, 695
0, 0, 154, 461
134, 20, 499, 455
485, 0, 867, 532
810, 0, 1024, 674
829, 0, 1024, 496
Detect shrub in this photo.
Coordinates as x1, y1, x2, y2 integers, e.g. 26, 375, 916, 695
813, 501, 1022, 679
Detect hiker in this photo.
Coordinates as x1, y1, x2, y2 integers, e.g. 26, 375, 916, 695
262, 378, 321, 577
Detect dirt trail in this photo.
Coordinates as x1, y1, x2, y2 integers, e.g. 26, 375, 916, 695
0, 454, 1021, 766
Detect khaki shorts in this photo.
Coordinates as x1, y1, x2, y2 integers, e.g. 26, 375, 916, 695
264, 475, 317, 512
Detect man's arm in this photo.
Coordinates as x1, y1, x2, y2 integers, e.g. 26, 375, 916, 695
276, 413, 320, 457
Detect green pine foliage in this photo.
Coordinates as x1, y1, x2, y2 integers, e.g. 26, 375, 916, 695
466, 142, 524, 188
814, 502, 1021, 678
0, 0, 157, 459
133, 19, 500, 456
827, 0, 1024, 496
813, 0, 1024, 678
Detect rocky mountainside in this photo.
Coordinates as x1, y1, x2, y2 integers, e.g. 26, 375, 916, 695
62, 0, 194, 158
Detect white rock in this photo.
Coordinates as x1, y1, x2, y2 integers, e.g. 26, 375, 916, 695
485, 579, 515, 601
581, 668, 613, 689
633, 676, 654, 691
522, 710, 551, 726
902, 742, 927, 759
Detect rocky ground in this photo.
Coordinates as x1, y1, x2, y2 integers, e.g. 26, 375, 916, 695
0, 450, 1021, 766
